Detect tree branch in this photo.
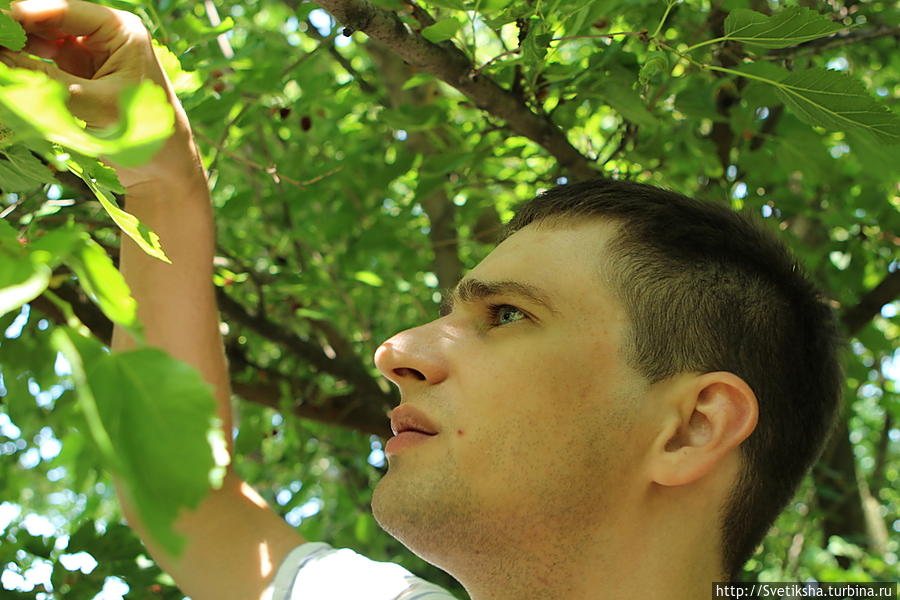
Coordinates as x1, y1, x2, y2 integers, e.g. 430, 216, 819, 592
767, 26, 900, 60
367, 42, 464, 290
231, 379, 391, 437
215, 287, 386, 399
28, 282, 394, 437
311, 0, 599, 180
841, 269, 900, 337
303, 17, 380, 96
227, 343, 392, 437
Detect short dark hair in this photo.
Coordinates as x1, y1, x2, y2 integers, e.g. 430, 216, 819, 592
506, 178, 842, 579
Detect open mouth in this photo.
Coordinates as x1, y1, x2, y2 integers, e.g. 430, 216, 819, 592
386, 405, 440, 455
385, 429, 437, 455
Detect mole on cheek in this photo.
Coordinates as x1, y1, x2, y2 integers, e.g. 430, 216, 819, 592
457, 429, 464, 436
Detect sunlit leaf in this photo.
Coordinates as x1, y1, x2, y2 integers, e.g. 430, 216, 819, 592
421, 17, 461, 43
86, 347, 228, 555
0, 64, 174, 166
354, 270, 384, 287
66, 158, 171, 263
0, 260, 50, 318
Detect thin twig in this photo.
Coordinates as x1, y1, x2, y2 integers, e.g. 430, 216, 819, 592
194, 129, 342, 187
766, 26, 900, 60
475, 31, 646, 74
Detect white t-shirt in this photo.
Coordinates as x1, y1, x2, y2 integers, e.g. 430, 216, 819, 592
265, 542, 459, 600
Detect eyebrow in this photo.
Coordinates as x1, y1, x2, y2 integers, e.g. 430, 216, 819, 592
439, 278, 559, 316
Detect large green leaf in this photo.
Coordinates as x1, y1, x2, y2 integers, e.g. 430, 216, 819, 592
0, 64, 174, 167
774, 69, 900, 144
723, 7, 844, 49
53, 327, 228, 556
88, 347, 228, 555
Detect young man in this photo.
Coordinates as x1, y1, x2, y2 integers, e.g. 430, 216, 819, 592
4, 2, 842, 599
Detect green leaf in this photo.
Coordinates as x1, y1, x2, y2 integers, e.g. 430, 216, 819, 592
152, 40, 202, 95
0, 146, 57, 192
402, 72, 437, 90
421, 17, 461, 43
53, 326, 228, 557
66, 158, 171, 263
380, 104, 447, 131
67, 236, 141, 335
99, 80, 177, 166
724, 7, 844, 49
591, 68, 658, 128
522, 22, 553, 64
0, 219, 51, 317
426, 0, 467, 9
87, 347, 228, 555
0, 156, 41, 192
734, 61, 791, 107
354, 270, 384, 287
478, 0, 513, 12
639, 51, 670, 85
773, 69, 900, 144
0, 260, 50, 318
0, 11, 26, 51
846, 131, 900, 179
0, 65, 174, 166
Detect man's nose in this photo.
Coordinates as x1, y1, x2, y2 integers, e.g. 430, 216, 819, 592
374, 323, 449, 388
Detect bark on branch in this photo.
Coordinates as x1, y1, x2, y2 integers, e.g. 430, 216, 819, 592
312, 0, 599, 180
29, 282, 394, 436
214, 287, 386, 399
841, 269, 900, 336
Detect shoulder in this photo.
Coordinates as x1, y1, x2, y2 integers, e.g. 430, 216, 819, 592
267, 542, 458, 600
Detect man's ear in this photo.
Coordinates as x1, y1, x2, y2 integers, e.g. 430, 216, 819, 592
649, 372, 758, 487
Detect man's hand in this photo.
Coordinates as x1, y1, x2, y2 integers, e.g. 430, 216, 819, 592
1, 0, 200, 187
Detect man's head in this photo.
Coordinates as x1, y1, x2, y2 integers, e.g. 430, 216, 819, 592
372, 178, 841, 590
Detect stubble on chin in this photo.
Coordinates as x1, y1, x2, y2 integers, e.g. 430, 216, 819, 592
370, 455, 485, 566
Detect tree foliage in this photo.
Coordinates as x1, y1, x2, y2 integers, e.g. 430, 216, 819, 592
0, 0, 898, 596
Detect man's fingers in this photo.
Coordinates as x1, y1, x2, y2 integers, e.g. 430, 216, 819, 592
0, 48, 84, 87
11, 0, 140, 43
24, 33, 101, 79
21, 35, 59, 60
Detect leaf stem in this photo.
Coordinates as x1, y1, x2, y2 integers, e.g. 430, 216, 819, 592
651, 1, 680, 39
44, 288, 92, 337
682, 36, 730, 53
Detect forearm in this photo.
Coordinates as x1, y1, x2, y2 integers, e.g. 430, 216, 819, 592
109, 160, 234, 450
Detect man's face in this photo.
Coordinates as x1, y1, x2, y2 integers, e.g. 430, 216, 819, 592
371, 220, 654, 567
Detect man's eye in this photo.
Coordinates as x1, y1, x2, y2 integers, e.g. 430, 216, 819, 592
487, 304, 526, 326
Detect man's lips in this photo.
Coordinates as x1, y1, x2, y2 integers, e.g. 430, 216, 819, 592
389, 404, 440, 436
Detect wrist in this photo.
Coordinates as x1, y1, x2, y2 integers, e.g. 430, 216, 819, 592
119, 129, 208, 197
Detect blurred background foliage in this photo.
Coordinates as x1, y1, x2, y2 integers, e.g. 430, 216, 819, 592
0, 0, 898, 596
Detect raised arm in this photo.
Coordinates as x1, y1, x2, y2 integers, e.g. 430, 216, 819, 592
6, 1, 305, 597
